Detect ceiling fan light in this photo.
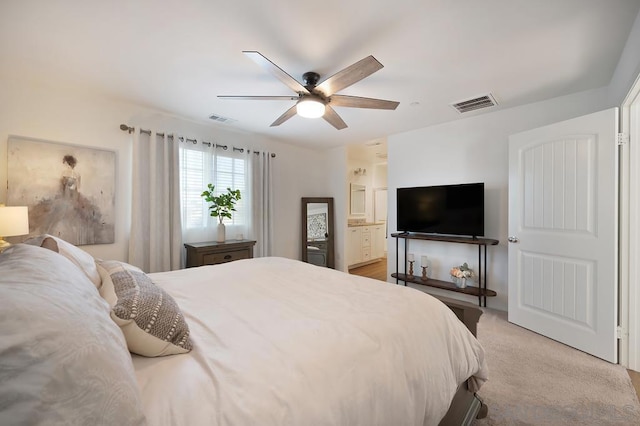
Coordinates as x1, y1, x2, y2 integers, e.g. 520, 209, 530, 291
296, 98, 325, 118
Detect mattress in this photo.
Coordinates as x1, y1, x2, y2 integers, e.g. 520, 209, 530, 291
133, 257, 487, 426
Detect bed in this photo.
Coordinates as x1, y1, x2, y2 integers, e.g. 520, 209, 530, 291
0, 239, 488, 426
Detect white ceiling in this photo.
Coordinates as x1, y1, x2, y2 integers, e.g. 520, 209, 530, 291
1, 0, 639, 149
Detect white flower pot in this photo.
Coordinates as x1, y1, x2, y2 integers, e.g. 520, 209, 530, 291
216, 222, 225, 242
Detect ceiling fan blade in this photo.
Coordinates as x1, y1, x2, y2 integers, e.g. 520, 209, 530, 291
322, 106, 348, 130
243, 51, 310, 95
270, 105, 298, 127
330, 95, 399, 110
315, 56, 383, 97
218, 95, 298, 101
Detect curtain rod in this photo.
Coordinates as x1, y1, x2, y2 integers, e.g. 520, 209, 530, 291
119, 124, 276, 158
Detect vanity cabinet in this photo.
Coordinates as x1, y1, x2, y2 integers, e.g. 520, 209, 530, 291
347, 224, 386, 268
347, 227, 363, 266
361, 227, 372, 263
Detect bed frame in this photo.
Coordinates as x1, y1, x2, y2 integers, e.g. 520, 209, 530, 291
435, 295, 488, 426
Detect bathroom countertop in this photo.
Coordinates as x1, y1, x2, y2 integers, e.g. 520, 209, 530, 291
347, 222, 385, 227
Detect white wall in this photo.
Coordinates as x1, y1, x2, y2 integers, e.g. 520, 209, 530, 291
326, 146, 348, 271
609, 9, 640, 106
387, 87, 609, 311
0, 82, 329, 263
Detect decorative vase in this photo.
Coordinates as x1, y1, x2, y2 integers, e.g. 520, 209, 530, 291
453, 276, 467, 289
216, 222, 225, 242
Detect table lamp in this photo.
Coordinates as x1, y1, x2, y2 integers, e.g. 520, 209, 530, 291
0, 205, 30, 252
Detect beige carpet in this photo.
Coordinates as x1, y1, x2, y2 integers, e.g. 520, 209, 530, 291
472, 309, 640, 425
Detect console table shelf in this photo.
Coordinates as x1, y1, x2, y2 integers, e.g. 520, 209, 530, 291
391, 233, 498, 306
390, 273, 497, 297
391, 233, 499, 246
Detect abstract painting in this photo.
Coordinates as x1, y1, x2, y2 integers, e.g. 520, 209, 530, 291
7, 136, 116, 245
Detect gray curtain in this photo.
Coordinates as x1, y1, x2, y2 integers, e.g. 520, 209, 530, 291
129, 129, 182, 272
250, 151, 274, 257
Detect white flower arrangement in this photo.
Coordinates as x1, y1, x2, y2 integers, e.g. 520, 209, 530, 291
450, 263, 475, 280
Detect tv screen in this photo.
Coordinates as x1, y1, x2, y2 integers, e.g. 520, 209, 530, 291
397, 183, 484, 237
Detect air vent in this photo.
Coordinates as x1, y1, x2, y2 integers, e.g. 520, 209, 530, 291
451, 94, 498, 113
208, 114, 236, 124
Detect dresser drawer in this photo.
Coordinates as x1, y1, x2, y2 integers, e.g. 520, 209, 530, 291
362, 247, 371, 261
184, 240, 257, 268
203, 249, 250, 265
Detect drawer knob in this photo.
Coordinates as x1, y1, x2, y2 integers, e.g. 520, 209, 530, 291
224, 254, 232, 259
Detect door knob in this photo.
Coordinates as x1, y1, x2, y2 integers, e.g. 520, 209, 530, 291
508, 236, 519, 243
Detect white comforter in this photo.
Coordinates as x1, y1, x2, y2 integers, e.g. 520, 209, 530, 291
134, 257, 487, 426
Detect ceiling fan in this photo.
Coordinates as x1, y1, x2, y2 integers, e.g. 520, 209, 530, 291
218, 51, 400, 130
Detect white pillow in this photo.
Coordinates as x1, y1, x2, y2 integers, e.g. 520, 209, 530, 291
0, 244, 146, 425
23, 234, 101, 288
97, 260, 193, 357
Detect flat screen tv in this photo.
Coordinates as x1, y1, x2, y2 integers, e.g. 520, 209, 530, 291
397, 183, 484, 237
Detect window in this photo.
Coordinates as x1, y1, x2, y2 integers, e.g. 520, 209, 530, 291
179, 146, 247, 232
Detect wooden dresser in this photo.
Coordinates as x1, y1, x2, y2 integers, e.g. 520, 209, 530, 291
184, 240, 257, 267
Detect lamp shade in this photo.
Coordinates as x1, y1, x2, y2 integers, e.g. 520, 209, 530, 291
296, 98, 326, 118
0, 206, 29, 237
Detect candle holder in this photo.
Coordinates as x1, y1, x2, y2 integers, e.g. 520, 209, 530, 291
408, 260, 415, 278
421, 266, 428, 281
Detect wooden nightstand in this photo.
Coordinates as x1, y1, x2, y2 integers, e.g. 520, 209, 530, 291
184, 240, 257, 267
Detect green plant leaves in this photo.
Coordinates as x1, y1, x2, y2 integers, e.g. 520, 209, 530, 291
200, 185, 241, 223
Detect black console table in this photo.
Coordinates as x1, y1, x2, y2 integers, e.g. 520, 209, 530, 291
391, 233, 498, 307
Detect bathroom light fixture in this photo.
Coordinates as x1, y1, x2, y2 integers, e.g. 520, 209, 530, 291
0, 205, 29, 252
354, 168, 367, 176
296, 97, 326, 118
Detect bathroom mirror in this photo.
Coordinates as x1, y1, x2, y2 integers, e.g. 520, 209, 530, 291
301, 197, 335, 269
350, 183, 366, 215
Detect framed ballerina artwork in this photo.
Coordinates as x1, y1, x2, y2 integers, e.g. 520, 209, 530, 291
7, 136, 116, 245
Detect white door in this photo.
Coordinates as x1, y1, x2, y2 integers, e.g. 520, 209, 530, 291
508, 108, 618, 363
372, 225, 386, 259
374, 188, 388, 223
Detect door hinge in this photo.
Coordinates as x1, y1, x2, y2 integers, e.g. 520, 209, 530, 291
617, 133, 629, 145
616, 325, 627, 339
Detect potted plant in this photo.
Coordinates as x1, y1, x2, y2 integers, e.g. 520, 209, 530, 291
201, 184, 241, 242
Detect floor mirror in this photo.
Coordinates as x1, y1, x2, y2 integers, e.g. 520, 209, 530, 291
301, 197, 335, 269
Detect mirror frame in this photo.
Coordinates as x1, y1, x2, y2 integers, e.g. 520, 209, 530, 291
301, 197, 335, 269
350, 183, 366, 215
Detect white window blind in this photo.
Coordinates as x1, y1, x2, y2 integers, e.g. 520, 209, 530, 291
179, 145, 248, 241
